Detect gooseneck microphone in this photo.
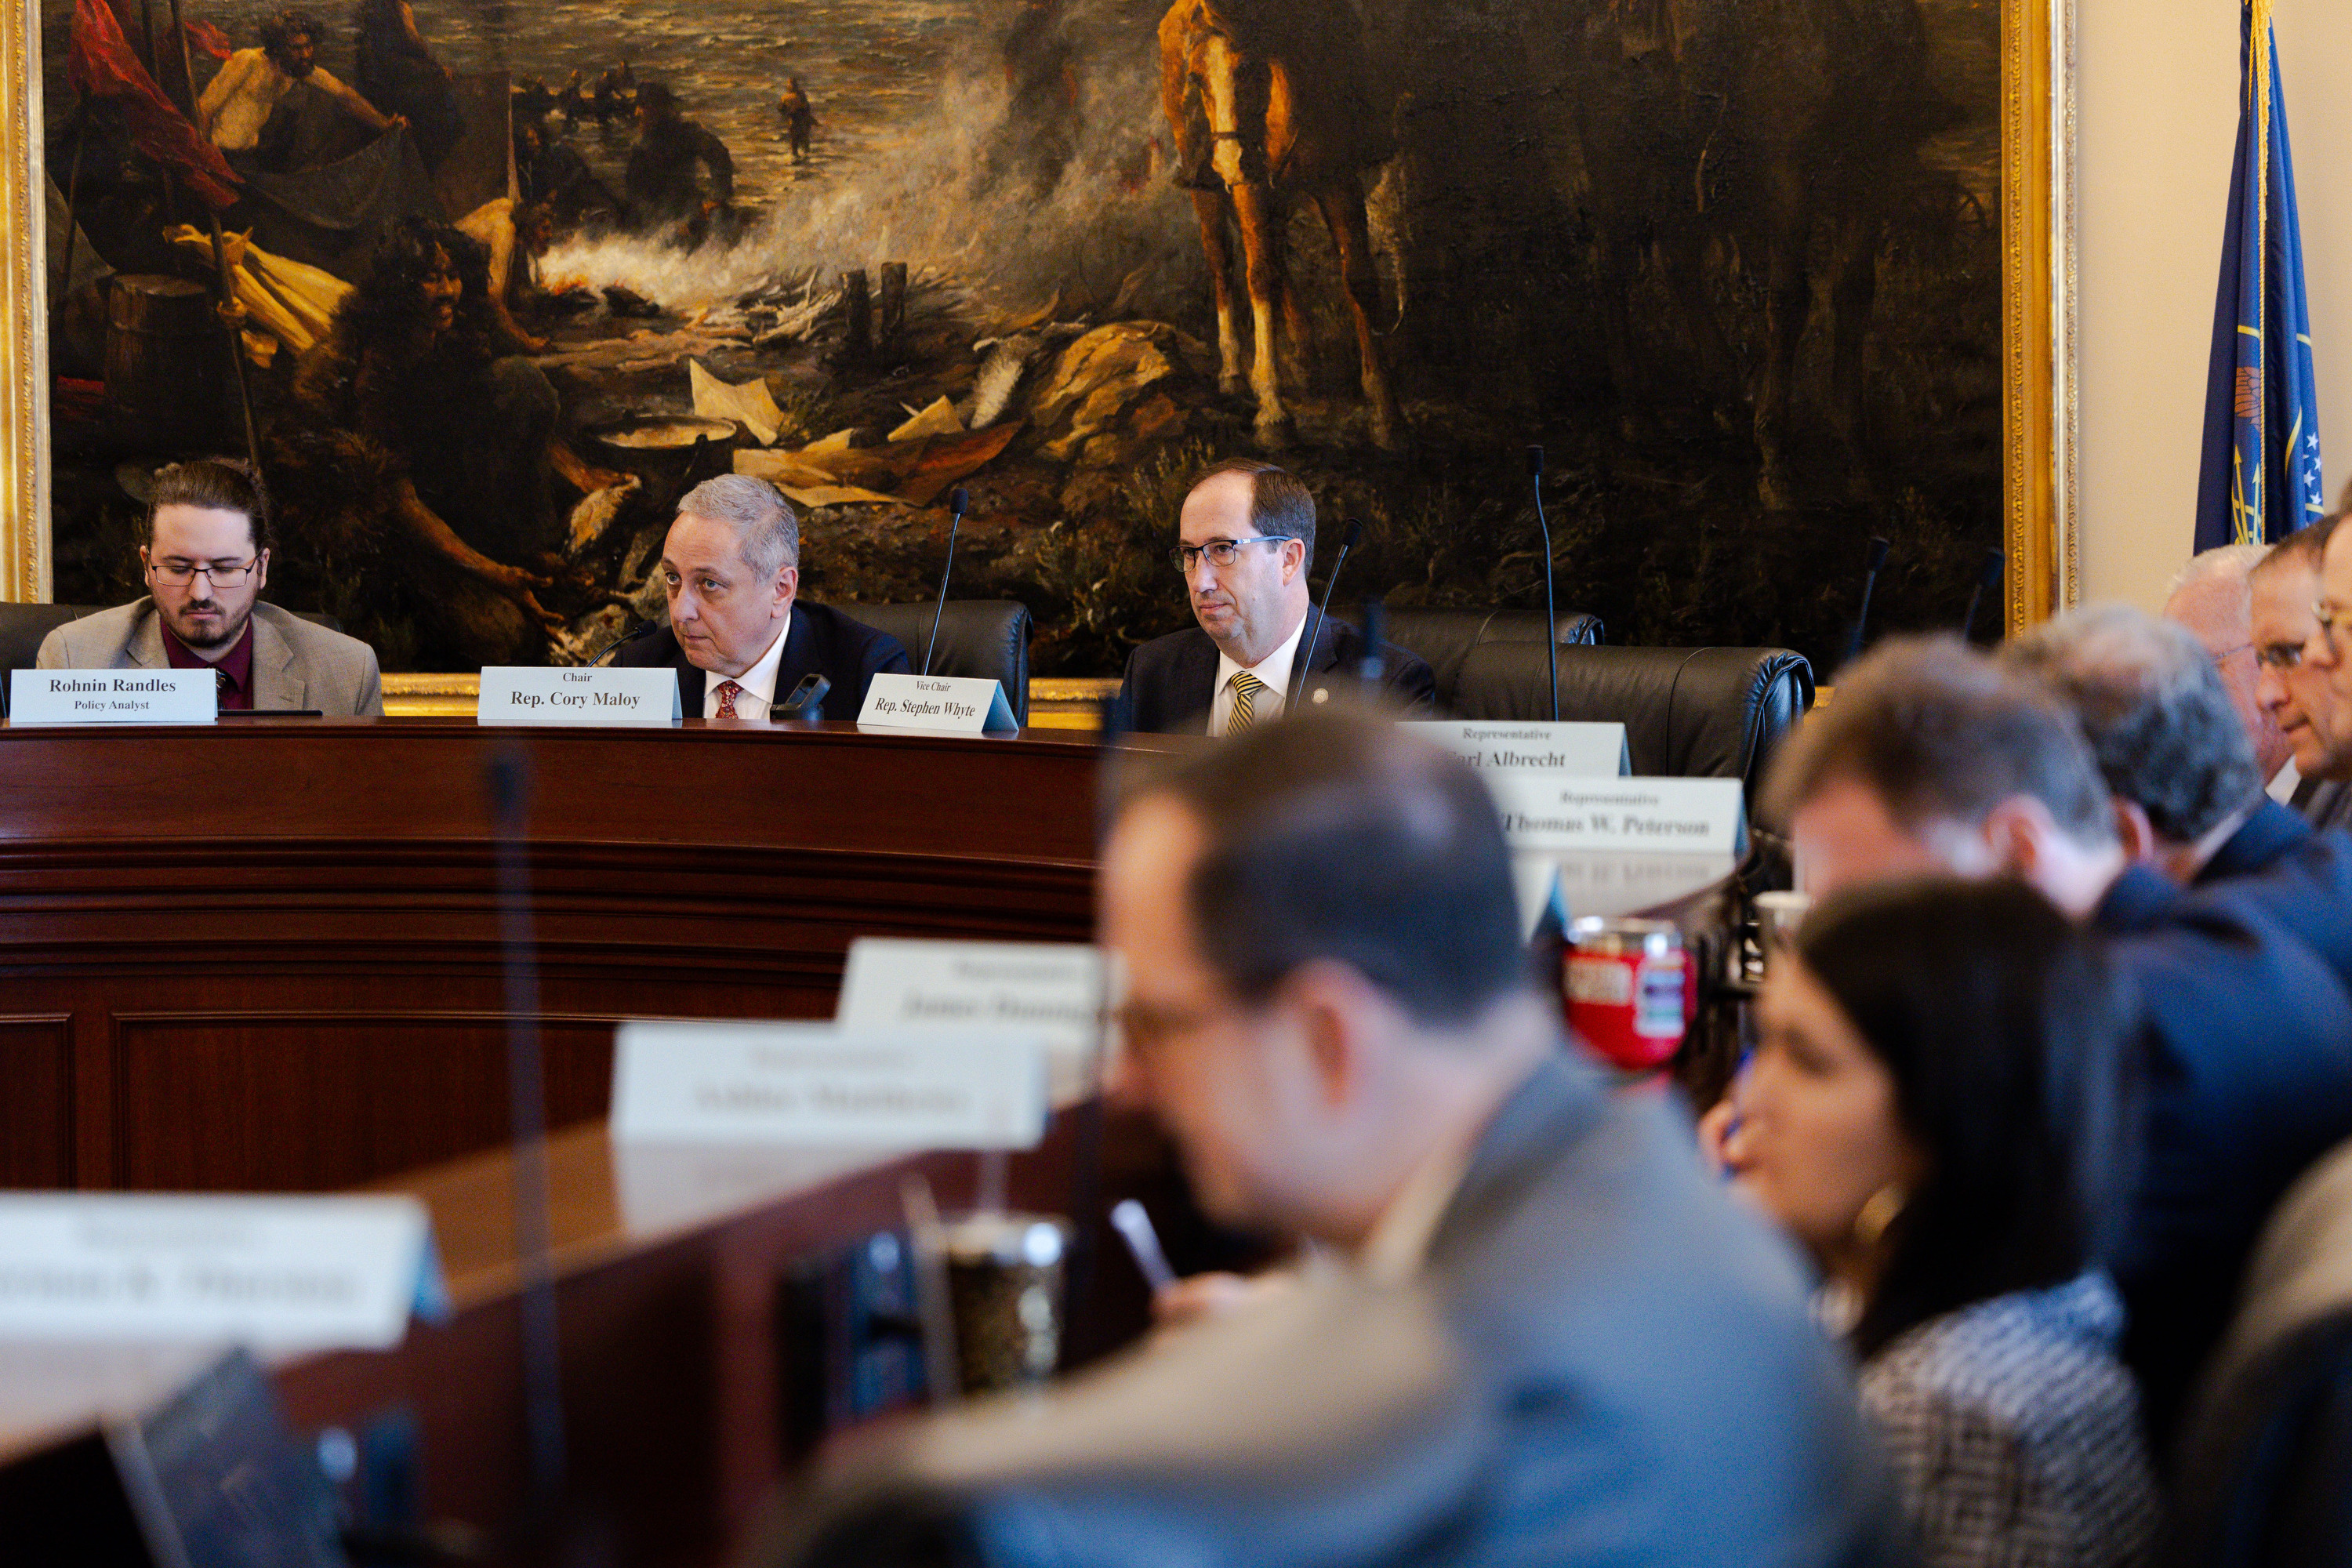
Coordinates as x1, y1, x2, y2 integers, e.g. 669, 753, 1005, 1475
588, 618, 661, 665
1528, 446, 1559, 722
1841, 536, 1893, 671
922, 488, 969, 678
1961, 548, 2005, 643
1290, 519, 1365, 710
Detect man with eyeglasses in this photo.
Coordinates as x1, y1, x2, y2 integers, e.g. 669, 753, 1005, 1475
1115, 457, 1433, 735
36, 458, 383, 715
2255, 514, 2352, 831
2165, 544, 2295, 797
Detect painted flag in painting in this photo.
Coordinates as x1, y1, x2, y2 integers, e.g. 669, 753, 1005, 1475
2194, 0, 2325, 550
67, 0, 241, 210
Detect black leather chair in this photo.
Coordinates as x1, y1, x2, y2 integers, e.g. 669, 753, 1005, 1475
844, 601, 1033, 725
2169, 1139, 2352, 1568
0, 603, 345, 676
1446, 643, 1815, 803
1359, 606, 1605, 716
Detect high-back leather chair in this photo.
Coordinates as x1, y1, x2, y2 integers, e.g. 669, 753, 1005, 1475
2170, 1138, 2352, 1568
844, 601, 1033, 726
1364, 606, 1605, 715
1447, 643, 1814, 802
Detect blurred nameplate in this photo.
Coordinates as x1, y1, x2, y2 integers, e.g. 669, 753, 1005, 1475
10, 670, 216, 724
0, 1194, 437, 1351
857, 673, 1018, 733
1404, 720, 1630, 779
477, 666, 681, 724
611, 1022, 1049, 1149
1511, 857, 1570, 941
1488, 775, 1746, 856
1542, 851, 1740, 920
836, 938, 1110, 1048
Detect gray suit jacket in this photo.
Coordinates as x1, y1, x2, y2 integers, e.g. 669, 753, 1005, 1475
35, 600, 384, 717
775, 1057, 1904, 1568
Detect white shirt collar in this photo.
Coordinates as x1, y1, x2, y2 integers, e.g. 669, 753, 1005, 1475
705, 608, 792, 718
2270, 757, 2303, 803
1210, 611, 1310, 737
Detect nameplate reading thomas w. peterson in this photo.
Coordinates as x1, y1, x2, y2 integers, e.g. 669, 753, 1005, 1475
610, 1022, 1049, 1149
857, 673, 1018, 733
0, 1193, 437, 1351
10, 670, 216, 724
476, 666, 682, 724
1486, 775, 1748, 856
1403, 720, 1631, 779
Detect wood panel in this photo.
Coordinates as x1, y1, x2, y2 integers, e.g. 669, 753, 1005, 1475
0, 1014, 72, 1186
0, 720, 1116, 1192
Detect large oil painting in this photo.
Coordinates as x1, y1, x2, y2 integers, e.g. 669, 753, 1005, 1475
21, 0, 2069, 676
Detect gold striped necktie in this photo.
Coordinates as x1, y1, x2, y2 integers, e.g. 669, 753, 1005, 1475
1228, 670, 1267, 735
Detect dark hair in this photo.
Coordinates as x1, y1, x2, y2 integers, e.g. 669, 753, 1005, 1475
1999, 604, 2261, 841
2255, 510, 2343, 575
1131, 708, 1526, 1025
145, 458, 271, 553
1761, 634, 2116, 847
636, 82, 680, 116
260, 9, 322, 53
339, 216, 498, 369
1796, 877, 2140, 1359
1189, 456, 1317, 568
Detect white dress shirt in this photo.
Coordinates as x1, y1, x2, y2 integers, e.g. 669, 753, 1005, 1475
1208, 613, 1309, 738
703, 610, 791, 720
2270, 757, 2303, 804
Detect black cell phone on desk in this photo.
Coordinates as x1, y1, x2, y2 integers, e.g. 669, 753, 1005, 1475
775, 672, 829, 720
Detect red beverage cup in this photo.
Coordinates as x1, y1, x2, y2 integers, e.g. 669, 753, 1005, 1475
1564, 916, 1692, 1072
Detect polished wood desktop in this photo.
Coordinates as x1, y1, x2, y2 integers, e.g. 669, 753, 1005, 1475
0, 718, 1116, 1194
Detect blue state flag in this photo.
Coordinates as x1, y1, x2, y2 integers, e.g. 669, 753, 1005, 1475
2195, 0, 2325, 550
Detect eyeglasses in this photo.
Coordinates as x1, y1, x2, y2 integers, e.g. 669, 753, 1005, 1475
2314, 599, 2352, 652
1171, 535, 1293, 575
149, 557, 260, 587
2257, 641, 2310, 671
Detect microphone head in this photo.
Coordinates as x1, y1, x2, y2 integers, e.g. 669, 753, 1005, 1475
1341, 519, 1365, 551
1864, 535, 1891, 572
1526, 445, 1544, 479
1977, 548, 2005, 587
949, 487, 969, 517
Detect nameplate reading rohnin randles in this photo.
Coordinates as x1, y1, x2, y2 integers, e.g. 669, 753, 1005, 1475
477, 666, 682, 724
10, 670, 216, 724
611, 1022, 1049, 1149
1486, 775, 1747, 856
0, 1193, 437, 1351
857, 673, 1018, 733
1403, 720, 1631, 779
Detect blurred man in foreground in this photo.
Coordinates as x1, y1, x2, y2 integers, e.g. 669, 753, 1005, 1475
1762, 637, 2352, 1441
768, 710, 1900, 1568
2165, 544, 2294, 796
1117, 459, 1434, 733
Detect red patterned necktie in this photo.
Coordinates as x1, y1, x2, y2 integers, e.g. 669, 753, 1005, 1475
713, 679, 742, 719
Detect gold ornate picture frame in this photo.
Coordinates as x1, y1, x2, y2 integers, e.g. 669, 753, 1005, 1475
0, 0, 2078, 663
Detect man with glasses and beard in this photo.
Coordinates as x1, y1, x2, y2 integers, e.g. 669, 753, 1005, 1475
37, 459, 383, 715
198, 9, 406, 174
1116, 458, 1435, 734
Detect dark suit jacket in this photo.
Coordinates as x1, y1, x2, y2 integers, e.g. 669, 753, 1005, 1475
2185, 797, 2352, 996
2291, 775, 2352, 833
2093, 864, 2352, 1444
615, 601, 909, 721
772, 1057, 1905, 1568
1116, 616, 1438, 735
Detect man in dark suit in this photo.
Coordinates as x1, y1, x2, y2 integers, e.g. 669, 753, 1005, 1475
2249, 515, 2352, 829
615, 475, 907, 720
1117, 458, 1435, 733
1764, 635, 2352, 1445
767, 711, 1903, 1568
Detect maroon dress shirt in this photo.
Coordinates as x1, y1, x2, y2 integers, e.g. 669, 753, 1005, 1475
160, 618, 256, 710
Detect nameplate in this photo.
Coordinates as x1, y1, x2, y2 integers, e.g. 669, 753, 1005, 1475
611, 1022, 1049, 1149
1486, 775, 1747, 855
836, 938, 1111, 1050
857, 673, 1018, 732
0, 1193, 437, 1351
11, 670, 216, 724
477, 666, 682, 724
1404, 720, 1631, 779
